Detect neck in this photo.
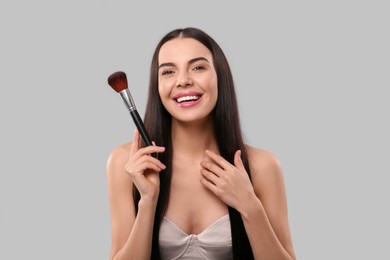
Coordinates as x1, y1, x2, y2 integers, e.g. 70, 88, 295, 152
171, 118, 218, 159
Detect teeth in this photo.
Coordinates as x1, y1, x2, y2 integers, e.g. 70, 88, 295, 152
176, 95, 200, 103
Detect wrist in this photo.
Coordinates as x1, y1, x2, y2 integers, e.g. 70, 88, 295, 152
238, 193, 264, 221
139, 186, 160, 204
139, 195, 159, 209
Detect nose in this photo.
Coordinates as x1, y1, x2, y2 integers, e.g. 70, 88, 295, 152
176, 70, 193, 88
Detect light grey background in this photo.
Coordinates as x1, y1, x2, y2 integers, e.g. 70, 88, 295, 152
1, 1, 389, 259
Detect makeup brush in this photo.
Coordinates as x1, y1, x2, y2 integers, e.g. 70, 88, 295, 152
107, 71, 157, 157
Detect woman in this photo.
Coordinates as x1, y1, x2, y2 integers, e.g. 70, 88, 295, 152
107, 27, 296, 260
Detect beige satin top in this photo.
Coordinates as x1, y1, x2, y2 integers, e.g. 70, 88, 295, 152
159, 214, 233, 260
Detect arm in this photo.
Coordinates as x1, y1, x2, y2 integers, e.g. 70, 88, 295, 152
107, 130, 165, 260
200, 147, 296, 260
242, 147, 296, 260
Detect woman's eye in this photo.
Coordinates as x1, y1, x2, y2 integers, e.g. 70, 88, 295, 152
161, 70, 174, 75
193, 65, 205, 71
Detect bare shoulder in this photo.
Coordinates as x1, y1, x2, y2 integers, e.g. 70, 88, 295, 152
245, 145, 295, 258
107, 142, 132, 168
244, 144, 287, 199
106, 142, 133, 183
244, 144, 283, 179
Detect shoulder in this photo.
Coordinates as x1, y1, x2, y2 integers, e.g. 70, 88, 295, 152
244, 144, 286, 198
107, 142, 132, 167
106, 142, 132, 181
245, 144, 283, 178
244, 145, 295, 258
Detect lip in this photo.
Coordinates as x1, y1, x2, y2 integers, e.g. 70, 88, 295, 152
173, 91, 203, 108
173, 91, 203, 100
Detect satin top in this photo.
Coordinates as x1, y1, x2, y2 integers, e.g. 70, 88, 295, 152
159, 214, 233, 260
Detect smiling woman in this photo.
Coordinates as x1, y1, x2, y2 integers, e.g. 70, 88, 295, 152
106, 27, 296, 260
158, 38, 218, 123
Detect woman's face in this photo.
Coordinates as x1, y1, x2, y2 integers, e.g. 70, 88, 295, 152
158, 37, 218, 124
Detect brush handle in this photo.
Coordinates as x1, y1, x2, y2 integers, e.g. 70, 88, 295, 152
130, 110, 158, 158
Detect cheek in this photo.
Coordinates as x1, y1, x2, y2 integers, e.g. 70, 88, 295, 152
158, 76, 174, 93
158, 80, 168, 98
209, 77, 218, 102
212, 89, 218, 108
158, 84, 171, 109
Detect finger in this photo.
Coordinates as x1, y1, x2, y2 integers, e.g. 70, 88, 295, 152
234, 150, 246, 172
137, 161, 165, 173
125, 160, 165, 176
136, 152, 166, 169
200, 176, 220, 196
136, 156, 166, 170
205, 150, 231, 170
200, 160, 224, 177
200, 168, 220, 185
141, 154, 166, 170
130, 129, 140, 158
138, 145, 165, 157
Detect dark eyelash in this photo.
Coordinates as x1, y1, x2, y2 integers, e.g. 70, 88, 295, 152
194, 66, 205, 70
162, 70, 174, 75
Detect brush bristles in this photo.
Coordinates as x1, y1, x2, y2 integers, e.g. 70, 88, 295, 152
108, 71, 128, 92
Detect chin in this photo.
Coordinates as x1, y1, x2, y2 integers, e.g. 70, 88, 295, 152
172, 112, 213, 125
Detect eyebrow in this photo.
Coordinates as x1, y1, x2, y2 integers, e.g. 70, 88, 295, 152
158, 57, 210, 69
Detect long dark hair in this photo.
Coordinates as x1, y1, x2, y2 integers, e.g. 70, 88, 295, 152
134, 27, 254, 260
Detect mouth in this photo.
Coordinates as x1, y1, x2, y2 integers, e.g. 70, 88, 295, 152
176, 95, 201, 103
173, 92, 203, 105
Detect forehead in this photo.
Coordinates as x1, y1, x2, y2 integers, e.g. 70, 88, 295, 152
158, 38, 213, 64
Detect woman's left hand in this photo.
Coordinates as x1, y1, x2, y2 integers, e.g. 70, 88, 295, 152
200, 150, 256, 212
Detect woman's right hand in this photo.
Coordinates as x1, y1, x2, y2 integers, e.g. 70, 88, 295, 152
124, 129, 166, 202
